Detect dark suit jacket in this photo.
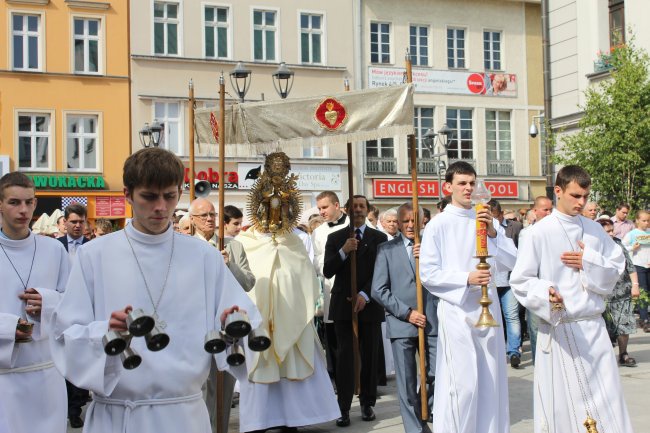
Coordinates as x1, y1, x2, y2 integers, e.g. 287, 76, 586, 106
371, 235, 438, 338
323, 226, 387, 322
57, 235, 91, 251
502, 219, 523, 247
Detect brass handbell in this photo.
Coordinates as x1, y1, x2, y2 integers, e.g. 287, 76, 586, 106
248, 328, 271, 352
145, 325, 170, 352
127, 309, 155, 337
103, 330, 131, 356
120, 347, 142, 370
584, 417, 598, 433
226, 343, 246, 366
204, 330, 228, 354
225, 311, 252, 339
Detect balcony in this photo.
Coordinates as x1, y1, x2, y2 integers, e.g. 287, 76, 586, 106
487, 160, 514, 176
448, 158, 477, 169
366, 157, 396, 174
407, 159, 444, 175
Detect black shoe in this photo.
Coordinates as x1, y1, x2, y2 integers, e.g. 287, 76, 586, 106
336, 411, 350, 427
69, 416, 84, 429
510, 354, 521, 369
361, 405, 376, 421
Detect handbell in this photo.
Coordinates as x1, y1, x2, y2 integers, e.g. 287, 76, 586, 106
226, 343, 246, 366
204, 330, 227, 354
224, 311, 252, 339
248, 328, 271, 352
120, 347, 142, 370
103, 330, 131, 356
145, 325, 170, 352
127, 308, 155, 337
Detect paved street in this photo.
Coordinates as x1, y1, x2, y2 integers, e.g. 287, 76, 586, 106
68, 332, 649, 432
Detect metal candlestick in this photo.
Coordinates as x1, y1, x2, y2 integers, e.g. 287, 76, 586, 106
474, 255, 498, 328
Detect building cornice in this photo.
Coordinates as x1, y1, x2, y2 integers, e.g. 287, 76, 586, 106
131, 55, 348, 72
5, 0, 50, 5
65, 0, 110, 10
0, 69, 127, 80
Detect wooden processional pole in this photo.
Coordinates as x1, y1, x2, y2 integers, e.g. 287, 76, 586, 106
189, 80, 196, 201
405, 54, 429, 421
344, 78, 361, 396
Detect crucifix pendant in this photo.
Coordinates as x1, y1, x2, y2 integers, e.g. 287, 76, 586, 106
153, 313, 167, 329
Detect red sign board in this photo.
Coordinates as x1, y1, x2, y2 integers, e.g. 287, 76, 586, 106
373, 179, 518, 198
95, 196, 127, 217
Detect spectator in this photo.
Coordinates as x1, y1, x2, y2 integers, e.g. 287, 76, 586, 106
612, 202, 635, 239
367, 205, 379, 229
93, 219, 113, 238
583, 201, 598, 220
223, 205, 243, 238
622, 210, 650, 331
55, 215, 67, 238
380, 207, 399, 240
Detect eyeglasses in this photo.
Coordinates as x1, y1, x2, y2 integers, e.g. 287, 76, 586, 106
192, 212, 217, 220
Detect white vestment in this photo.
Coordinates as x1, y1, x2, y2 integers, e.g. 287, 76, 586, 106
510, 210, 633, 433
311, 215, 349, 323
236, 229, 339, 432
419, 204, 517, 433
0, 232, 68, 433
49, 224, 260, 433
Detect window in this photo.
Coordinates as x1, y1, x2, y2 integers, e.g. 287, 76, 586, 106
73, 18, 100, 73
154, 1, 179, 55
303, 143, 328, 158
253, 10, 277, 62
414, 107, 434, 158
447, 27, 466, 69
486, 111, 511, 160
609, 0, 625, 47
409, 25, 428, 66
204, 5, 229, 58
17, 114, 51, 170
446, 108, 473, 160
300, 13, 323, 64
12, 14, 41, 71
365, 138, 396, 173
154, 101, 183, 155
483, 31, 502, 70
67, 115, 99, 171
370, 22, 390, 64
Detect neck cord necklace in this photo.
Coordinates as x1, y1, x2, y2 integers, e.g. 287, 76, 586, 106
123, 227, 175, 329
0, 235, 37, 291
555, 213, 585, 252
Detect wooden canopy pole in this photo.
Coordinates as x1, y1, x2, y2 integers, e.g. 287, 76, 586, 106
405, 54, 429, 421
344, 78, 361, 396
189, 80, 196, 202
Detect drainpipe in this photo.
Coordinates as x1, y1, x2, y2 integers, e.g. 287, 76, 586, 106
541, 0, 554, 200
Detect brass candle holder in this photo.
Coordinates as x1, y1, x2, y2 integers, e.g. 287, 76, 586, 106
584, 417, 599, 433
474, 255, 498, 328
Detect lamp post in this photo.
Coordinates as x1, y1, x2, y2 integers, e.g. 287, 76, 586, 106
423, 125, 452, 200
272, 62, 294, 99
229, 62, 252, 102
139, 119, 164, 148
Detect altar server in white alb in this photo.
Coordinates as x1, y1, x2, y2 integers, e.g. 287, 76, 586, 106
510, 165, 633, 433
0, 172, 69, 433
419, 161, 517, 433
49, 148, 261, 433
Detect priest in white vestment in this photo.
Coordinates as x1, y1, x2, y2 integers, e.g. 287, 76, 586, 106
510, 165, 633, 433
419, 162, 517, 433
48, 148, 261, 433
0, 172, 69, 433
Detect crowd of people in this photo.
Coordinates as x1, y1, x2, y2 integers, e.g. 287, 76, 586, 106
0, 147, 647, 433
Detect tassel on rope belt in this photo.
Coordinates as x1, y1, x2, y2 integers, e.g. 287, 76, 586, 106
92, 392, 203, 433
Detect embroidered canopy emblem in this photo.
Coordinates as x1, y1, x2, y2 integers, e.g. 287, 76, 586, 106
315, 98, 346, 130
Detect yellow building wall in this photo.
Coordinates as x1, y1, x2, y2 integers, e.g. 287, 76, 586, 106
525, 2, 545, 184
0, 0, 130, 193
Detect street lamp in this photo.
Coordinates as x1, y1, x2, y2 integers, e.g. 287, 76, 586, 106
139, 119, 164, 148
229, 61, 252, 102
423, 124, 453, 199
272, 62, 294, 99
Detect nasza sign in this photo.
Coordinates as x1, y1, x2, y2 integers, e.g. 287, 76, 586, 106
373, 179, 519, 198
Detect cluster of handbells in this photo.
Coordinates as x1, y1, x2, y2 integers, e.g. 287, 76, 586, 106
102, 309, 271, 370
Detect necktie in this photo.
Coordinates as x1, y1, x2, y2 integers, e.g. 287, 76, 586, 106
355, 228, 362, 241
69, 239, 77, 257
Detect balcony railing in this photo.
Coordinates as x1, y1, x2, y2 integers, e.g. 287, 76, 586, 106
487, 160, 514, 176
448, 158, 477, 168
366, 157, 397, 174
407, 159, 444, 175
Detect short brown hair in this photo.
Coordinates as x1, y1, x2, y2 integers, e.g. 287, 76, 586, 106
123, 148, 184, 192
64, 203, 87, 219
0, 172, 34, 200
555, 165, 591, 190
223, 205, 243, 223
445, 161, 476, 183
344, 195, 370, 212
316, 191, 340, 205
94, 218, 113, 233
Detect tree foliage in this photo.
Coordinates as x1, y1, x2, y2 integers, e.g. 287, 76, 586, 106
553, 41, 650, 211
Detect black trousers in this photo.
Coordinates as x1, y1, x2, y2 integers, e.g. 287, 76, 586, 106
325, 322, 338, 379
334, 319, 382, 412
66, 380, 89, 417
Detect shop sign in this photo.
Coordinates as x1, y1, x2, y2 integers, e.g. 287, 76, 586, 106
373, 179, 519, 198
368, 67, 518, 97
182, 167, 239, 190
29, 174, 106, 190
237, 163, 341, 191
96, 196, 127, 217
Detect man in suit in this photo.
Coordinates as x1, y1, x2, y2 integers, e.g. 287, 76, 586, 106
312, 191, 349, 379
324, 195, 387, 427
57, 203, 91, 428
371, 202, 438, 433
488, 198, 523, 368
